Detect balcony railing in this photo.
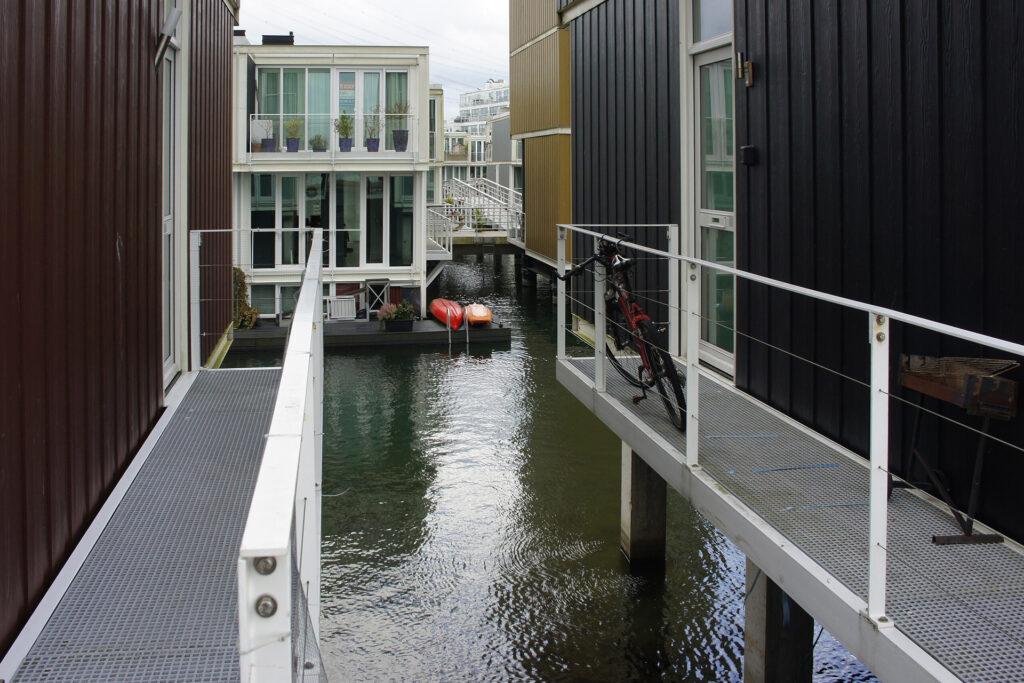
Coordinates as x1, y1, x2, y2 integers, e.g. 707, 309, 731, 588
237, 228, 324, 680
249, 114, 418, 157
445, 143, 468, 162
426, 206, 454, 255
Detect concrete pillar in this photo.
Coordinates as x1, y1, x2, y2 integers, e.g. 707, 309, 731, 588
744, 558, 813, 683
620, 442, 667, 574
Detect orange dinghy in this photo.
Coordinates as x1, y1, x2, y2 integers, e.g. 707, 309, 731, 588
464, 303, 493, 326
430, 298, 464, 329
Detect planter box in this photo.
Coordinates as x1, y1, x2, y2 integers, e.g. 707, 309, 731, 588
383, 319, 413, 332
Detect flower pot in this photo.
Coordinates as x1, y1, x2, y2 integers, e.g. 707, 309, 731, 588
261, 138, 276, 153
312, 142, 327, 152
392, 129, 409, 152
384, 319, 413, 332
251, 141, 262, 153
339, 137, 353, 152
286, 137, 299, 152
366, 138, 380, 152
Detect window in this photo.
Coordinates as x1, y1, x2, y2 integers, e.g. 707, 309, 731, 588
366, 176, 384, 263
336, 173, 360, 267
281, 176, 299, 265
251, 174, 275, 268
251, 285, 275, 317
385, 72, 408, 151
693, 0, 732, 42
389, 176, 414, 266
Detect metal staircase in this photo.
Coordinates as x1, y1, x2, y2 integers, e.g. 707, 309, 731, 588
442, 178, 524, 244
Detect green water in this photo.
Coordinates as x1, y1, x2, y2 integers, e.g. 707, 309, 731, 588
226, 249, 875, 681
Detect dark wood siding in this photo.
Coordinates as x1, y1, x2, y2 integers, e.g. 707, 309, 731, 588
569, 0, 680, 325
0, 0, 235, 656
191, 0, 234, 361
734, 0, 1024, 540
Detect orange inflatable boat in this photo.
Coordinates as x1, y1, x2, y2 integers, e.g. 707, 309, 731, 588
430, 298, 464, 329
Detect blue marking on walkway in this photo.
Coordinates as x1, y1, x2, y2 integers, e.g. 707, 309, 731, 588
706, 434, 780, 439
752, 463, 839, 474
786, 501, 869, 511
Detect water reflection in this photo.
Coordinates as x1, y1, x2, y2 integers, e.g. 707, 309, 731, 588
228, 248, 876, 682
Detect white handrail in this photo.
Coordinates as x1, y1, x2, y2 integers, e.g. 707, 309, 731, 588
238, 228, 323, 681
556, 222, 1024, 629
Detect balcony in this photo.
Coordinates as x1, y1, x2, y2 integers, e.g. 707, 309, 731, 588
249, 113, 419, 161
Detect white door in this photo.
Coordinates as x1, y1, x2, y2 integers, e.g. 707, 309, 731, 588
162, 48, 178, 386
694, 46, 736, 374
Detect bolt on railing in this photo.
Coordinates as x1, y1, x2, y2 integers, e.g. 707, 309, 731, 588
556, 222, 1024, 625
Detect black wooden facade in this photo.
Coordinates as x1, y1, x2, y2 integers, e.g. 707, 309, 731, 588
566, 0, 1024, 540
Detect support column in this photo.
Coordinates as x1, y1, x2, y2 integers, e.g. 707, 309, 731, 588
744, 558, 813, 683
620, 442, 667, 574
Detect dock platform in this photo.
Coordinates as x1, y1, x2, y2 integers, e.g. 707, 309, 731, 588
558, 355, 1024, 683
233, 318, 512, 351
10, 369, 280, 682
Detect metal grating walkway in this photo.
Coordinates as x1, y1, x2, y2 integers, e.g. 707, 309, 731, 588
564, 356, 1024, 683
14, 369, 281, 682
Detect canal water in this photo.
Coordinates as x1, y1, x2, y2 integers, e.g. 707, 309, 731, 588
226, 248, 876, 682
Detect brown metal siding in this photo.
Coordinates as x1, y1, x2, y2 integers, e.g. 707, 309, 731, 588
523, 134, 573, 262
510, 0, 560, 52
0, 0, 235, 657
191, 0, 234, 362
511, 30, 571, 136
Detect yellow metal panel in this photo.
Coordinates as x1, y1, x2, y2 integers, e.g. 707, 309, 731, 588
524, 134, 572, 263
511, 30, 570, 136
510, 0, 560, 52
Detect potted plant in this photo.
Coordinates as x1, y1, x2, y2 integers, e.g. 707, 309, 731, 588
335, 114, 354, 152
387, 102, 411, 152
284, 118, 303, 152
364, 107, 382, 152
310, 134, 327, 152
378, 300, 415, 331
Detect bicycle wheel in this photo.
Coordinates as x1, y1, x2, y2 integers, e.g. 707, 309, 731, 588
638, 320, 687, 431
605, 305, 646, 389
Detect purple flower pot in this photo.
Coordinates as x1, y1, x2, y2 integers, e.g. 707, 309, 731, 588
339, 137, 353, 152
392, 130, 409, 152
366, 138, 380, 152
286, 137, 299, 152
261, 138, 276, 153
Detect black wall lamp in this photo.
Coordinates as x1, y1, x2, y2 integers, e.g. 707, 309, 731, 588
154, 8, 182, 70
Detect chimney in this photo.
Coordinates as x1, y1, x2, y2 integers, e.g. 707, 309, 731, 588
262, 31, 295, 46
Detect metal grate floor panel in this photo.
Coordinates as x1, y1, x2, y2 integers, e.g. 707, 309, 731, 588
566, 356, 1024, 683
15, 369, 281, 683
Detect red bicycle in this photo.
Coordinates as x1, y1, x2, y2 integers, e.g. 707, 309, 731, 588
560, 236, 687, 431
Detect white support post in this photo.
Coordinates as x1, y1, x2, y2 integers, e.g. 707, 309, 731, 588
189, 231, 202, 371
868, 312, 891, 624
593, 236, 607, 393
685, 262, 700, 468
667, 224, 681, 357
557, 226, 567, 360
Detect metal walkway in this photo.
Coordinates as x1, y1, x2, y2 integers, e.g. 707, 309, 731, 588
559, 356, 1024, 683
14, 369, 281, 682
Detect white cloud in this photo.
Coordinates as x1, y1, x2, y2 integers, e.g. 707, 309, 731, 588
238, 0, 510, 115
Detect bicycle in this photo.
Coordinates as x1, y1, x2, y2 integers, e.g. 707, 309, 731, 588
559, 235, 687, 431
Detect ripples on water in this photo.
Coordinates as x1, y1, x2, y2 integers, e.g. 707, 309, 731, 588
243, 250, 877, 682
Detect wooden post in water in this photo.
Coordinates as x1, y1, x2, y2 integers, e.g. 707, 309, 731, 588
620, 442, 666, 574
743, 557, 813, 683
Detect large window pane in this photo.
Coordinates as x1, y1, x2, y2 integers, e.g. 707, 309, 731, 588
385, 72, 408, 151
252, 233, 275, 269
389, 175, 414, 266
700, 226, 734, 353
699, 59, 734, 212
281, 286, 300, 316
693, 0, 732, 42
366, 176, 384, 263
258, 69, 280, 114
307, 69, 330, 150
251, 173, 275, 268
283, 69, 305, 147
336, 173, 361, 268
362, 72, 380, 146
306, 173, 329, 266
251, 284, 275, 315
281, 176, 299, 264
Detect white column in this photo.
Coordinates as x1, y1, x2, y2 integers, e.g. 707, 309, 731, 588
868, 312, 891, 624
685, 261, 700, 467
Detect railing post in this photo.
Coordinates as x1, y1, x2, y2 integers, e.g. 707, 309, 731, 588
868, 312, 891, 624
594, 235, 607, 393
557, 226, 567, 360
685, 261, 700, 468
189, 231, 202, 371
668, 224, 680, 357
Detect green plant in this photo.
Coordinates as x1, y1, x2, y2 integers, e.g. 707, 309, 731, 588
364, 106, 382, 138
309, 134, 327, 150
444, 196, 454, 205
387, 101, 411, 115
284, 118, 303, 139
474, 208, 484, 227
232, 268, 260, 329
377, 300, 415, 321
334, 113, 354, 138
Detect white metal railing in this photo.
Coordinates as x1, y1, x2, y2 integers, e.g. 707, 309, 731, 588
556, 223, 1024, 626
249, 113, 418, 156
468, 176, 522, 210
238, 228, 323, 681
426, 206, 454, 255
443, 178, 524, 241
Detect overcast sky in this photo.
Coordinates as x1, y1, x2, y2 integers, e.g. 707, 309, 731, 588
238, 0, 510, 116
